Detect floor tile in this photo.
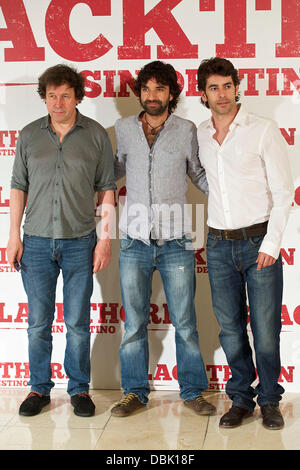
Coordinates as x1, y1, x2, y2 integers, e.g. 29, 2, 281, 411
0, 389, 298, 450
0, 425, 103, 450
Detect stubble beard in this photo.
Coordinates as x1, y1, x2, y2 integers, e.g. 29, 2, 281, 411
141, 100, 169, 117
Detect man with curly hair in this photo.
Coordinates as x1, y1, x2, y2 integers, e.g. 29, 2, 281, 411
7, 64, 115, 418
111, 61, 215, 417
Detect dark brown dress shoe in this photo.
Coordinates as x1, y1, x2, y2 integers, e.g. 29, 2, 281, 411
219, 406, 253, 428
261, 405, 284, 430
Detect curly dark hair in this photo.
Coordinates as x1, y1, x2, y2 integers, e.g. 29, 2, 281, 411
197, 57, 241, 108
134, 61, 181, 113
37, 64, 85, 102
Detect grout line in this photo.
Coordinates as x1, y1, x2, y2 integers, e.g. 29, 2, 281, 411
93, 411, 113, 450
201, 416, 210, 450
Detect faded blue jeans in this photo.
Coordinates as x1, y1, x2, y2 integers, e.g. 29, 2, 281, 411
206, 232, 284, 411
119, 236, 208, 404
21, 231, 96, 396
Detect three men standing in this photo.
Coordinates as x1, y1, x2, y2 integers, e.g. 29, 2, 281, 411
197, 58, 293, 429
7, 64, 115, 417
6, 59, 293, 429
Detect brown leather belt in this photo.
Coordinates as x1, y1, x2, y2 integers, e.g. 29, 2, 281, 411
208, 221, 268, 241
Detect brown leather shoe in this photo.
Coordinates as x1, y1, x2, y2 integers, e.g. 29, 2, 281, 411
184, 396, 216, 415
219, 406, 252, 428
111, 393, 146, 417
261, 405, 284, 430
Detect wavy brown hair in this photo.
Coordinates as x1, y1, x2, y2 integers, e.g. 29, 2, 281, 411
197, 57, 241, 108
38, 64, 85, 102
134, 61, 181, 113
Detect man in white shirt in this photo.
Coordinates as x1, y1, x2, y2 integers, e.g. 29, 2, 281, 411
197, 57, 294, 430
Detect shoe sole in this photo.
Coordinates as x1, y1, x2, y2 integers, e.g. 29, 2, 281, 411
262, 423, 284, 430
73, 409, 95, 417
110, 405, 146, 417
19, 400, 51, 417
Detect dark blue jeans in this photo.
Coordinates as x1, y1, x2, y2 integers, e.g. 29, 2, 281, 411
119, 236, 208, 403
206, 232, 284, 411
21, 231, 96, 396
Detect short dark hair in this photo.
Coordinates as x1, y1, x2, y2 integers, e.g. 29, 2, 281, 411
197, 57, 241, 108
134, 60, 181, 113
37, 64, 85, 102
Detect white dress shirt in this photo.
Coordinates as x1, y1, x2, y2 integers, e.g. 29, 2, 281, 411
197, 105, 294, 259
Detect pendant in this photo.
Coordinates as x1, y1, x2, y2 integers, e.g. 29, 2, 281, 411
151, 129, 157, 135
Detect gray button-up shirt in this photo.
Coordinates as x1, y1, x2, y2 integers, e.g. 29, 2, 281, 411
11, 110, 116, 239
115, 113, 208, 242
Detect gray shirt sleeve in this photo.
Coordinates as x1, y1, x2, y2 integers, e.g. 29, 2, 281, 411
94, 131, 117, 192
11, 130, 29, 193
114, 119, 127, 181
186, 123, 209, 195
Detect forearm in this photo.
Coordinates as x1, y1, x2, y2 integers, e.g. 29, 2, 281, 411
7, 189, 27, 266
189, 165, 209, 195
9, 189, 27, 237
93, 190, 115, 272
96, 189, 115, 240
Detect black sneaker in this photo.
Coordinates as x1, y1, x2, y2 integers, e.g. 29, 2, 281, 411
19, 392, 51, 416
71, 393, 95, 417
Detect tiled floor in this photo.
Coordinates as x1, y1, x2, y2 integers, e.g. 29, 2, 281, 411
0, 388, 299, 450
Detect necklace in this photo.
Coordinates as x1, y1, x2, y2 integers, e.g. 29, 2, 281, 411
144, 113, 168, 135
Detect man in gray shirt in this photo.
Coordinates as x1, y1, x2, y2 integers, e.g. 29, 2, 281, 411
7, 64, 115, 417
111, 61, 215, 417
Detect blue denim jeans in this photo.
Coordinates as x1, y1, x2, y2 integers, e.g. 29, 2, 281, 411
206, 232, 284, 411
20, 231, 96, 396
119, 236, 208, 404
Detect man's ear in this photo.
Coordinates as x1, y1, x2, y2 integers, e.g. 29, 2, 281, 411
200, 90, 208, 103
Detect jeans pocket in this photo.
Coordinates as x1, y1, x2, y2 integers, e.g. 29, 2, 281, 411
120, 237, 135, 251
248, 235, 264, 247
206, 233, 218, 249
78, 230, 96, 240
175, 237, 193, 249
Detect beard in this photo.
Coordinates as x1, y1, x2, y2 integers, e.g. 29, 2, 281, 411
141, 99, 169, 116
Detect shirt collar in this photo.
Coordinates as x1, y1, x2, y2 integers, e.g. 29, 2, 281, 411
40, 108, 87, 129
231, 104, 248, 127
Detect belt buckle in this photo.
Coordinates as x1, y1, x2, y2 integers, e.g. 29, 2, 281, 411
224, 230, 233, 241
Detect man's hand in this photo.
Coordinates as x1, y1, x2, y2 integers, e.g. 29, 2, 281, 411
7, 235, 23, 269
256, 252, 276, 271
93, 238, 112, 273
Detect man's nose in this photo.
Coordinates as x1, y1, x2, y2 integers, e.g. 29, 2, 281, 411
147, 90, 157, 101
55, 97, 63, 107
